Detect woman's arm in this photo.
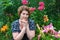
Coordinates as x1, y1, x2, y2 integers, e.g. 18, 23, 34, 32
12, 27, 26, 40
26, 25, 35, 40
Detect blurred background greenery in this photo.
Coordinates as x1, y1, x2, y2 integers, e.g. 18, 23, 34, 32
0, 0, 60, 40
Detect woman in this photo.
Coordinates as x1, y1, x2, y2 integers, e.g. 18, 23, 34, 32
11, 5, 36, 40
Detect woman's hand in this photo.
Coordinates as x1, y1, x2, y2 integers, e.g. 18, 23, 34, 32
21, 20, 28, 26
19, 19, 28, 31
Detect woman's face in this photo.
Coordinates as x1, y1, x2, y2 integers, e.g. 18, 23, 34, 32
20, 10, 29, 20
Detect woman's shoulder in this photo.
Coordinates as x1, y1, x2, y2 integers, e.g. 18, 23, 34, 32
29, 19, 35, 23
11, 19, 19, 25
28, 19, 36, 30
11, 19, 20, 32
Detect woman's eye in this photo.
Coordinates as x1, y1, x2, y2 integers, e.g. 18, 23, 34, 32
26, 14, 29, 15
23, 13, 25, 15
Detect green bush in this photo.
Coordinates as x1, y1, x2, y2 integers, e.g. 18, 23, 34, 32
0, 0, 60, 40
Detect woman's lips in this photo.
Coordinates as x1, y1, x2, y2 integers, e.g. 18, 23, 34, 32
22, 17, 28, 21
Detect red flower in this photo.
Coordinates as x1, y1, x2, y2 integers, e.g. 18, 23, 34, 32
38, 6, 44, 11
22, 0, 28, 5
54, 31, 60, 38
50, 30, 58, 35
43, 23, 55, 33
39, 2, 44, 6
54, 33, 60, 38
38, 2, 45, 11
29, 7, 36, 12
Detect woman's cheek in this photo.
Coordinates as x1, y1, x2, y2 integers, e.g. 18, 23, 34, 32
27, 15, 29, 18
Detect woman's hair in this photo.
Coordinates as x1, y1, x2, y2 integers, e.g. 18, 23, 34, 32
18, 5, 31, 16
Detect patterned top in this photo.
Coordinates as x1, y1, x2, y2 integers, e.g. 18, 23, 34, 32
11, 19, 36, 40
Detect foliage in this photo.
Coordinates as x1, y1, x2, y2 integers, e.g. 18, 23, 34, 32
0, 0, 60, 40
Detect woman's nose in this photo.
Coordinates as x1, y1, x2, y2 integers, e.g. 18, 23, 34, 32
24, 14, 27, 17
